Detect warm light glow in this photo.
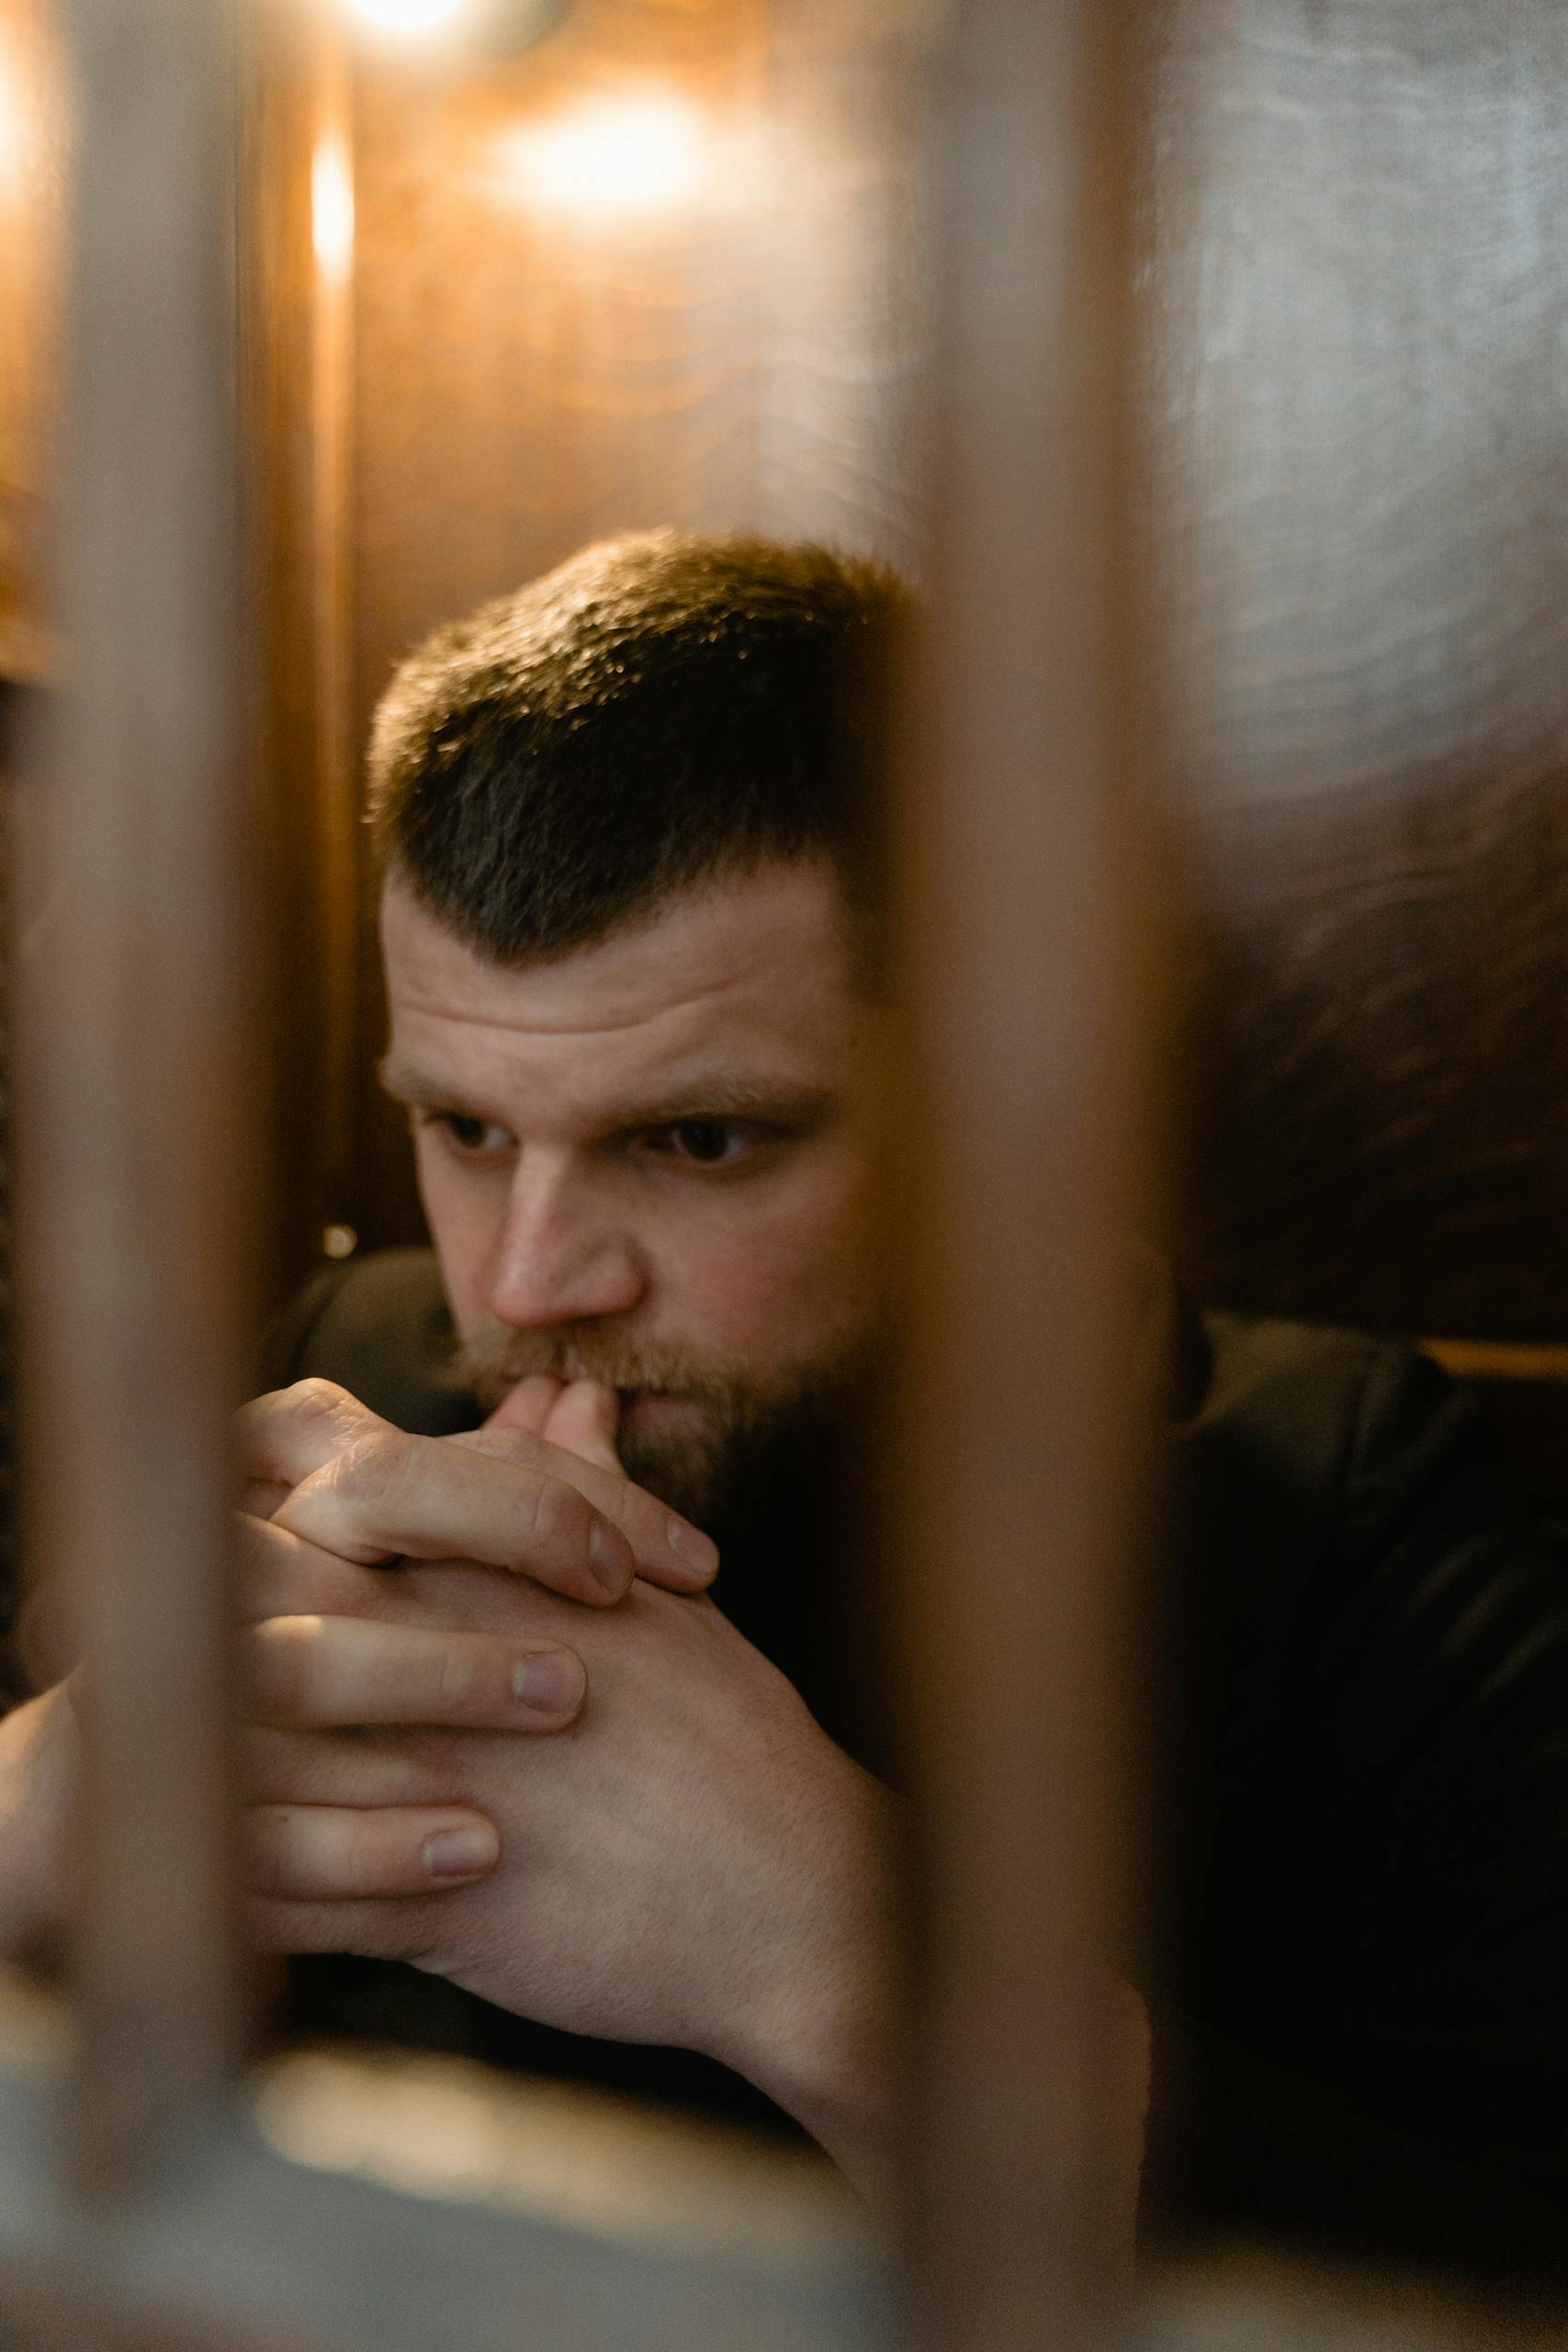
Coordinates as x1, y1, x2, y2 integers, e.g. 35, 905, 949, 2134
347, 0, 464, 31
0, 46, 17, 188
312, 139, 355, 284
498, 93, 713, 219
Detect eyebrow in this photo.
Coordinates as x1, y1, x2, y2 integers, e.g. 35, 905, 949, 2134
378, 1056, 467, 1110
378, 1057, 839, 1135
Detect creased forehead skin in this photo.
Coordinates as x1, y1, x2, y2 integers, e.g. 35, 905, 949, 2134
378, 856, 866, 1138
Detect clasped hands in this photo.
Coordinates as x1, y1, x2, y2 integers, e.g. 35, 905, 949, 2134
244, 1376, 896, 2178
0, 1373, 895, 2184
233, 1373, 720, 1908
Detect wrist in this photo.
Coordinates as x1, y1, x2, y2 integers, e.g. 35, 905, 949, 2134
722, 1758, 899, 2198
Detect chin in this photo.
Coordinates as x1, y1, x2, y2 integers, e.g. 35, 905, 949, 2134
615, 1411, 729, 1529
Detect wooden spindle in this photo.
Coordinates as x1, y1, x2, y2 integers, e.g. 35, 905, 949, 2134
16, 0, 251, 2197
896, 1, 1152, 2342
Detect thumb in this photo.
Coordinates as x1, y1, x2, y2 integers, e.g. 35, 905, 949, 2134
542, 1379, 625, 1476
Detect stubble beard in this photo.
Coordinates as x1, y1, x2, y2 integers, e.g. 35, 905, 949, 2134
451, 1315, 869, 1529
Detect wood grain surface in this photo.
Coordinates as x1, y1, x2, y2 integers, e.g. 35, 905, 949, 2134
1154, 0, 1568, 1338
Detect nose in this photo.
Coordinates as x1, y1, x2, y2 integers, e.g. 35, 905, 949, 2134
484, 1148, 648, 1330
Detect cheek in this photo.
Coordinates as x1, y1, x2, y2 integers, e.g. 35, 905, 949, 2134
414, 1143, 506, 1337
658, 1160, 870, 1353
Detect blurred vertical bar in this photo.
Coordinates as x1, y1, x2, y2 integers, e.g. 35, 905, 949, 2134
240, 0, 359, 1303
897, 0, 1149, 2346
15, 0, 247, 2190
307, 18, 359, 1250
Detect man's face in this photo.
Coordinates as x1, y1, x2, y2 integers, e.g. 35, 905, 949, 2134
379, 859, 882, 1522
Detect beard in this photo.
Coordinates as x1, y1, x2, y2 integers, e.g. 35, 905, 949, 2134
450, 1315, 868, 1529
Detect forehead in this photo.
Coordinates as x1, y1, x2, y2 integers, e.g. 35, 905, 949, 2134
380, 862, 866, 1118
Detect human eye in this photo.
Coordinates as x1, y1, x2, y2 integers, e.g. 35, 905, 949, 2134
417, 1109, 514, 1159
639, 1117, 770, 1171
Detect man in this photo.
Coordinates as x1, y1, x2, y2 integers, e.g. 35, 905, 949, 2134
4, 533, 1568, 2284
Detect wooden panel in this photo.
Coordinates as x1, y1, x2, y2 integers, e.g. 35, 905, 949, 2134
352, 0, 773, 681
0, 0, 63, 684
756, 0, 926, 574
1155, 0, 1568, 1340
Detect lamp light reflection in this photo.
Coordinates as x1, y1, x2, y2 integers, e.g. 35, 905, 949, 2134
347, 0, 464, 32
312, 139, 355, 284
497, 93, 712, 219
0, 46, 16, 188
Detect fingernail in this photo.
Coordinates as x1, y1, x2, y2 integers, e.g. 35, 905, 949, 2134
589, 1518, 633, 1594
667, 1516, 718, 1578
512, 1649, 583, 1714
423, 1824, 499, 1881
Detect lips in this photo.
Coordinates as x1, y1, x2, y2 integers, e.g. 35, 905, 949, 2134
617, 1386, 694, 1427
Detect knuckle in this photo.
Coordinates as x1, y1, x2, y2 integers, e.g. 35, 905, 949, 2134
456, 1426, 545, 1472
604, 1481, 655, 1542
325, 1429, 415, 1512
435, 1638, 480, 1708
526, 1474, 592, 1557
280, 1377, 360, 1436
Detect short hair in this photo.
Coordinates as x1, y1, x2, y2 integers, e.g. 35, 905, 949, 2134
367, 529, 908, 967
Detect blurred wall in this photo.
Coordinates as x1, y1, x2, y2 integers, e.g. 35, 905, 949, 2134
1155, 0, 1568, 1341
